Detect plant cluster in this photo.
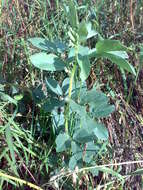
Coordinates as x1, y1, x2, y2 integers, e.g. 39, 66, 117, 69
0, 0, 142, 189
28, 0, 135, 176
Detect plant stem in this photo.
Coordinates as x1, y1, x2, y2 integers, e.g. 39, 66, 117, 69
65, 63, 77, 133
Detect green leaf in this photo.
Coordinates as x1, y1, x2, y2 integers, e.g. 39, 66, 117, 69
78, 46, 89, 56
90, 103, 115, 118
46, 78, 63, 96
78, 56, 90, 81
56, 133, 71, 152
89, 49, 128, 59
28, 38, 67, 53
53, 40, 67, 53
96, 39, 127, 52
69, 156, 77, 170
81, 116, 109, 140
71, 141, 83, 161
69, 99, 86, 117
69, 155, 83, 170
52, 110, 65, 128
93, 123, 109, 140
14, 94, 23, 101
28, 37, 49, 51
88, 48, 97, 58
42, 98, 64, 112
0, 92, 17, 105
78, 21, 88, 42
83, 142, 97, 163
102, 52, 136, 75
90, 168, 99, 176
30, 53, 65, 71
5, 126, 17, 174
68, 1, 78, 28
89, 49, 136, 75
5, 108, 18, 175
80, 88, 108, 105
89, 39, 136, 75
71, 88, 115, 118
73, 128, 96, 143
67, 46, 91, 82
86, 22, 98, 39
78, 22, 97, 42
81, 115, 97, 132
131, 168, 143, 175
97, 40, 136, 75
68, 46, 89, 59
32, 85, 46, 103
108, 51, 128, 59
62, 77, 70, 95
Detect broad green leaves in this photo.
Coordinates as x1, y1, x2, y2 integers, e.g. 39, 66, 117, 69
29, 38, 67, 72
30, 53, 65, 71
101, 52, 136, 75
69, 142, 82, 170
86, 22, 98, 39
78, 21, 98, 42
68, 46, 91, 81
93, 123, 109, 141
80, 88, 108, 104
28, 1, 137, 176
96, 39, 127, 52
28, 38, 67, 53
131, 168, 143, 175
81, 117, 108, 141
56, 133, 71, 152
89, 39, 136, 75
70, 88, 115, 119
55, 86, 112, 170
91, 103, 115, 118
69, 99, 86, 117
78, 88, 115, 118
69, 88, 112, 143
73, 128, 95, 143
77, 56, 90, 81
28, 38, 49, 51
83, 142, 98, 163
42, 98, 64, 112
78, 22, 88, 42
46, 78, 63, 96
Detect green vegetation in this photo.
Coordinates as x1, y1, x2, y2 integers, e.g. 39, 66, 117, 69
0, 0, 143, 189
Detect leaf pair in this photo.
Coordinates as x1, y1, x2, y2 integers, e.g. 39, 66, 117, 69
89, 39, 136, 75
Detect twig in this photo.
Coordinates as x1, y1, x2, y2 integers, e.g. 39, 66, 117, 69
78, 160, 143, 173
130, 0, 134, 30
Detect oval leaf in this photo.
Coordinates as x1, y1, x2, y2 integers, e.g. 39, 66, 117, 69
78, 56, 90, 81
46, 78, 63, 96
28, 38, 49, 50
30, 53, 65, 71
28, 38, 67, 53
56, 133, 71, 152
96, 39, 127, 52
103, 52, 136, 75
93, 123, 109, 140
73, 128, 96, 143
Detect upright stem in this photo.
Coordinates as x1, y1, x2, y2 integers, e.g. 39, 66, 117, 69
65, 36, 79, 133
68, 63, 77, 99
65, 63, 77, 133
